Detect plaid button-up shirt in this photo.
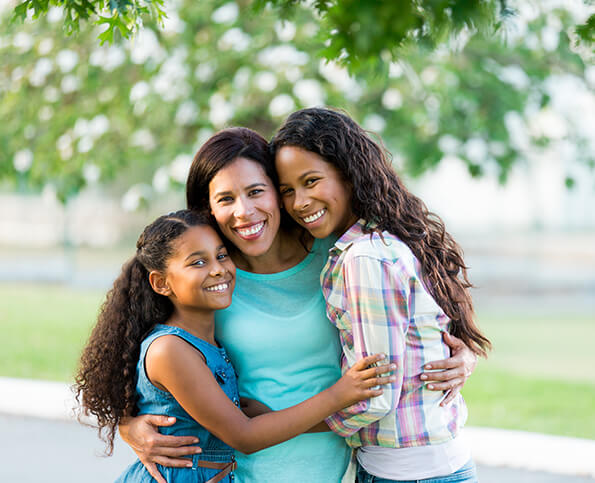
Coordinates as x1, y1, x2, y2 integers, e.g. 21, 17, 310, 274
322, 220, 467, 448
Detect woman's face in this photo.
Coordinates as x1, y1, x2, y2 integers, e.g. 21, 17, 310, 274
275, 146, 357, 239
208, 157, 282, 257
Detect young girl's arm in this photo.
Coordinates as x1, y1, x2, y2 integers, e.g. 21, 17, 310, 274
147, 334, 393, 455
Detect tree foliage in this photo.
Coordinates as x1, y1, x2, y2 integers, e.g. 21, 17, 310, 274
1, 1, 593, 204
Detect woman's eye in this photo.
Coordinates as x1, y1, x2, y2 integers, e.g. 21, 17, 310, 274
248, 189, 263, 196
218, 196, 233, 203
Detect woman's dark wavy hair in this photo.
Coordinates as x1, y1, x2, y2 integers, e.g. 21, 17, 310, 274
186, 127, 300, 237
74, 209, 212, 453
271, 107, 491, 356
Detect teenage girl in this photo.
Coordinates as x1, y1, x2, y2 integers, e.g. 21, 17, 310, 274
271, 108, 491, 483
74, 209, 395, 483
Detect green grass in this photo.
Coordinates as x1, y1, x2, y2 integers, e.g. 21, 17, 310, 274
1, 283, 594, 439
0, 283, 103, 381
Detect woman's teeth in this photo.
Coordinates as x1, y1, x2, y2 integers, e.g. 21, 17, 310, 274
206, 283, 229, 292
303, 209, 325, 223
236, 222, 264, 237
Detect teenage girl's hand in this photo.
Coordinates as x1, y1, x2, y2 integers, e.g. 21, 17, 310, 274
331, 353, 396, 408
420, 332, 477, 406
118, 414, 202, 483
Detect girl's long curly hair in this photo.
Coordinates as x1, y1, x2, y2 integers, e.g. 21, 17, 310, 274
271, 108, 491, 356
74, 209, 211, 453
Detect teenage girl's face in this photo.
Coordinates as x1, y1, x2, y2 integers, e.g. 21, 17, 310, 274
275, 146, 357, 239
208, 157, 282, 258
164, 225, 236, 313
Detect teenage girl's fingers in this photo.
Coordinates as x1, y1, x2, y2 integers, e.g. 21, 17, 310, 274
420, 367, 463, 382
364, 388, 384, 398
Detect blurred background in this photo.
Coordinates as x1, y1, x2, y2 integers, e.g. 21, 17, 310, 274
0, 0, 594, 479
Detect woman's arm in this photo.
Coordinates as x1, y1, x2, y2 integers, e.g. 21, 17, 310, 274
147, 335, 394, 455
420, 332, 477, 406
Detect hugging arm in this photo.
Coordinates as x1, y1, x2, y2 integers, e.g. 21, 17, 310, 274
421, 332, 477, 406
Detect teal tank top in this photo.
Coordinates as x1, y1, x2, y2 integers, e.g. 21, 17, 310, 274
215, 237, 350, 482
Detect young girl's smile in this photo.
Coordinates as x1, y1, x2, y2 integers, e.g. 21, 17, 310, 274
158, 225, 236, 313
276, 146, 357, 239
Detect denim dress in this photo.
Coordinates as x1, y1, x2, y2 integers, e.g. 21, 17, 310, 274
116, 324, 239, 482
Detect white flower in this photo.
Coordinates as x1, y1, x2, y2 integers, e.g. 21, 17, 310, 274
195, 63, 215, 82
13, 149, 33, 173
131, 129, 156, 151
212, 3, 239, 24
13, 32, 33, 53
122, 184, 152, 212
498, 65, 530, 90
527, 108, 567, 140
388, 62, 403, 78
175, 100, 199, 126
90, 115, 110, 138
269, 94, 295, 118
130, 81, 150, 103
162, 9, 186, 35
153, 167, 170, 193
233, 67, 251, 90
56, 50, 79, 73
421, 67, 439, 85
83, 163, 101, 183
293, 79, 324, 107
169, 154, 193, 183
194, 128, 214, 150
209, 93, 235, 127
29, 58, 54, 87
57, 132, 73, 159
129, 29, 165, 65
24, 125, 36, 140
77, 136, 94, 153
47, 6, 64, 23
259, 45, 309, 67
438, 135, 460, 154
318, 60, 362, 101
218, 28, 251, 52
73, 118, 89, 138
39, 106, 54, 122
363, 114, 386, 133
274, 21, 296, 42
61, 75, 80, 93
464, 137, 488, 163
37, 38, 53, 55
382, 88, 403, 110
89, 45, 126, 72
254, 71, 278, 92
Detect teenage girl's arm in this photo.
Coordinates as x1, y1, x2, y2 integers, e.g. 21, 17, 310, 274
146, 334, 394, 455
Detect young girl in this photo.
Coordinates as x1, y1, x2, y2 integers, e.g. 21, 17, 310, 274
74, 209, 395, 483
271, 108, 491, 483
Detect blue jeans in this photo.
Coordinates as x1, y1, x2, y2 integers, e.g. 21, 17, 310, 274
356, 459, 478, 483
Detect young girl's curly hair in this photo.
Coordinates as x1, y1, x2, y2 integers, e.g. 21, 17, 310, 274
74, 209, 211, 453
271, 108, 491, 356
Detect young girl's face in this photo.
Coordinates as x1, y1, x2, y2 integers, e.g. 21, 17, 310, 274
163, 225, 236, 313
276, 146, 357, 239
208, 157, 282, 258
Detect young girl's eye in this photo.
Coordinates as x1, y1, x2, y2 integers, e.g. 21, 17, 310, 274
217, 252, 229, 261
192, 259, 206, 267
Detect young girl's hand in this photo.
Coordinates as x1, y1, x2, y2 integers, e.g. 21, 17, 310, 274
331, 354, 396, 408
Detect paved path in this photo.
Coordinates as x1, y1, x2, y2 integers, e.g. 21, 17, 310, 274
1, 414, 594, 483
1, 377, 594, 482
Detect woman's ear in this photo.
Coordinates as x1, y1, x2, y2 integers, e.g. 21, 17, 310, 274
149, 271, 171, 296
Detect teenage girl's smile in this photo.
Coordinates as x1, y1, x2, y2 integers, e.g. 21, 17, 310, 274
275, 146, 357, 239
208, 157, 282, 257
